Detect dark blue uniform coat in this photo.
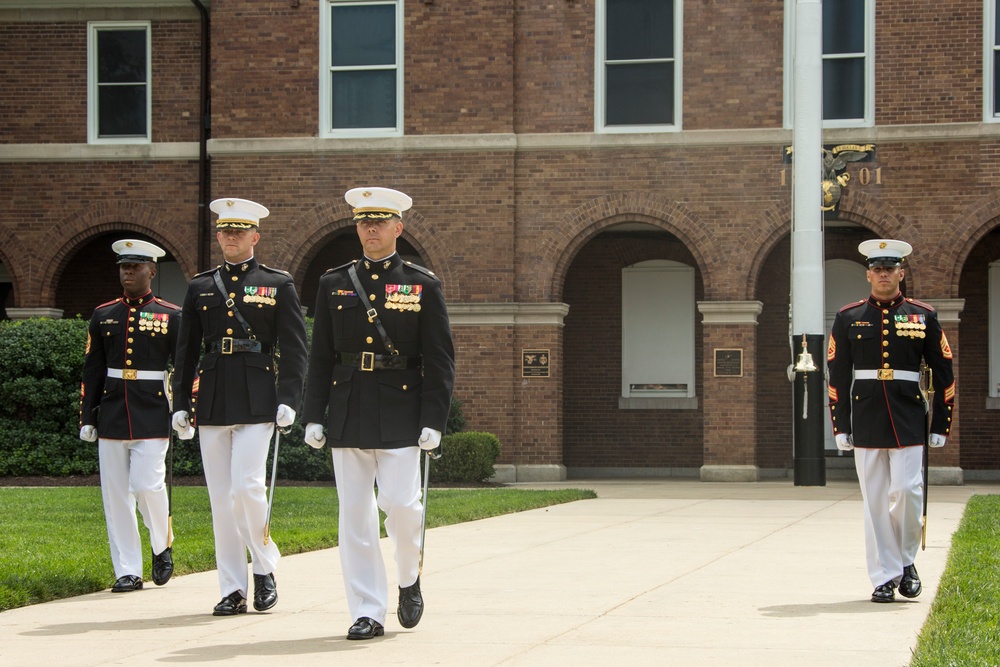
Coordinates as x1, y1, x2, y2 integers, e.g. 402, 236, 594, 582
173, 258, 308, 426
80, 291, 180, 440
303, 253, 455, 449
828, 293, 955, 448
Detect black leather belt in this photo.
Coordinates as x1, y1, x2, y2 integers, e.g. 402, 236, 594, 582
208, 338, 274, 355
338, 351, 421, 371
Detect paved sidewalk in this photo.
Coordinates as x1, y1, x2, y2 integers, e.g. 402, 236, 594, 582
2, 479, 996, 666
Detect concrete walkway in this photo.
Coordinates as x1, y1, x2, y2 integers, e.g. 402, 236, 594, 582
2, 479, 996, 666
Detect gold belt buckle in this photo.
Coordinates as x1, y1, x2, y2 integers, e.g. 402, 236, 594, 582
877, 368, 894, 381
122, 369, 138, 381
221, 337, 233, 354
361, 351, 375, 372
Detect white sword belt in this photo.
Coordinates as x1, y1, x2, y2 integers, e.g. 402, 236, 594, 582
107, 368, 167, 381
854, 369, 921, 382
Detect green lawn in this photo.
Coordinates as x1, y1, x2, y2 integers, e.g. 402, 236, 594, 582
0, 485, 595, 612
910, 494, 1000, 666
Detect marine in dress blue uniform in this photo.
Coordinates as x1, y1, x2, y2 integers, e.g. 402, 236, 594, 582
303, 187, 455, 640
80, 239, 179, 592
828, 239, 955, 602
172, 198, 308, 616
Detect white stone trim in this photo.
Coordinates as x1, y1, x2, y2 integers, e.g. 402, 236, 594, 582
6, 307, 63, 319
448, 302, 570, 327
697, 301, 764, 325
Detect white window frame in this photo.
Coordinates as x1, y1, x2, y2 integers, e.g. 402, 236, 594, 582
985, 0, 1000, 121
621, 260, 696, 398
595, 0, 683, 134
783, 0, 874, 129
87, 21, 151, 144
319, 0, 404, 138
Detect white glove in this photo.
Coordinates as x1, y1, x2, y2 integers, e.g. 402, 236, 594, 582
276, 404, 296, 428
835, 433, 854, 451
79, 425, 97, 442
304, 423, 326, 449
418, 427, 442, 451
172, 410, 190, 433
178, 424, 196, 440
929, 433, 946, 448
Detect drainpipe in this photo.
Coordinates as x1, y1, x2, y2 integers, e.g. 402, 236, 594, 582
191, 0, 211, 271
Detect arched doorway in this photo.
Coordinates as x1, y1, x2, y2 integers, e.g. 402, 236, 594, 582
562, 222, 704, 475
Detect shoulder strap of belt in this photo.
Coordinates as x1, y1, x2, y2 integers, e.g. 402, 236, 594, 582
348, 263, 396, 355
212, 269, 254, 339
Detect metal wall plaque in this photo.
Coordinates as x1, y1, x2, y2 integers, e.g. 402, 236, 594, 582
522, 349, 550, 377
714, 348, 743, 377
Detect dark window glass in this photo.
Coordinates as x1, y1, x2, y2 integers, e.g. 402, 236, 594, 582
823, 0, 865, 54
823, 58, 865, 120
97, 30, 146, 83
995, 5, 1000, 43
606, 0, 673, 61
606, 62, 674, 125
332, 70, 396, 129
99, 86, 147, 136
96, 28, 147, 137
331, 5, 395, 67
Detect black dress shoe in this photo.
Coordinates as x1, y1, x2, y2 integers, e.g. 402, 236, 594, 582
111, 575, 143, 593
397, 576, 424, 628
899, 564, 922, 598
213, 591, 247, 616
347, 617, 385, 640
253, 573, 277, 611
152, 547, 174, 586
871, 581, 896, 603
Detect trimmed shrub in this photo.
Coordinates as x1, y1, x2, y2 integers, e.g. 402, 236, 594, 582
446, 397, 466, 435
0, 318, 97, 476
0, 316, 471, 484
429, 431, 501, 484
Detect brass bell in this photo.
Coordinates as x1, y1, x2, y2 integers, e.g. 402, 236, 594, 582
793, 333, 818, 373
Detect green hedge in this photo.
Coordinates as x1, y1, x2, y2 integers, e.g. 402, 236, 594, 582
0, 317, 485, 483
0, 318, 96, 476
429, 431, 502, 484
0, 317, 334, 480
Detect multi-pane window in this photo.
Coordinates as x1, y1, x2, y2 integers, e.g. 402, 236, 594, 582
596, 0, 681, 132
822, 0, 872, 125
320, 0, 402, 137
88, 22, 150, 143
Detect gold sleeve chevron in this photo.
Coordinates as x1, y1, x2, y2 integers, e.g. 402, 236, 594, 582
940, 332, 953, 359
944, 382, 956, 403
827, 334, 836, 361
828, 385, 838, 402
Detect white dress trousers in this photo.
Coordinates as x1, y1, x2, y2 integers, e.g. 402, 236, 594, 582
199, 423, 281, 598
98, 437, 171, 579
853, 445, 925, 588
331, 446, 423, 625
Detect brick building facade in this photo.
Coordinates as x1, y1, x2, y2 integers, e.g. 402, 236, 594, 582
2, 0, 998, 481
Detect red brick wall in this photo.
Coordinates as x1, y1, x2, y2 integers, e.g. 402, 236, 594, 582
452, 325, 517, 459
0, 20, 200, 144
683, 0, 786, 130
0, 23, 87, 143
406, 0, 515, 134
209, 1, 319, 138
703, 324, 757, 466
875, 0, 982, 125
